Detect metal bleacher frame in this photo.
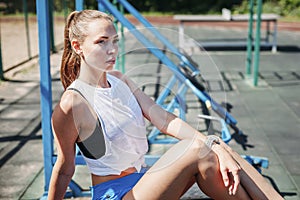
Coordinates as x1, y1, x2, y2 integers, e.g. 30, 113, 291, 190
99, 0, 268, 171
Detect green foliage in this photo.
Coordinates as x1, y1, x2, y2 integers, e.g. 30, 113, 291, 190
278, 0, 300, 16
0, 0, 299, 18
127, 0, 243, 14
0, 0, 36, 14
232, 0, 300, 17
232, 0, 249, 14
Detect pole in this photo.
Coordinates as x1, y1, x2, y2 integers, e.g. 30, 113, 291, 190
48, 0, 57, 53
76, 0, 84, 11
23, 0, 32, 59
110, 0, 125, 73
36, 0, 53, 196
253, 0, 262, 86
246, 0, 254, 76
63, 0, 68, 22
112, 0, 120, 71
0, 28, 4, 80
119, 3, 125, 73
0, 23, 4, 80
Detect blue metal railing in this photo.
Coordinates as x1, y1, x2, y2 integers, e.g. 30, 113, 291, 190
98, 0, 240, 132
116, 0, 200, 76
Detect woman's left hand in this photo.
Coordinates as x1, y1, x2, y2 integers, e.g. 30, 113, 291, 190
211, 142, 241, 195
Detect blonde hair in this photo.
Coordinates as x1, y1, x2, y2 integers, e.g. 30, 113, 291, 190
60, 10, 113, 90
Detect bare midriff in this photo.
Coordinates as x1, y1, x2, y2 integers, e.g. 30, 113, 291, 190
91, 167, 137, 186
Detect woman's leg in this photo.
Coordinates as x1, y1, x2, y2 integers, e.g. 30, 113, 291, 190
123, 139, 251, 200
223, 143, 283, 200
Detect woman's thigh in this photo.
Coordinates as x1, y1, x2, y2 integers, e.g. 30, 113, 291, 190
123, 139, 211, 200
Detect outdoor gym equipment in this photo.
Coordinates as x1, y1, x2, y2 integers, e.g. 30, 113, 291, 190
99, 0, 268, 174
98, 0, 243, 141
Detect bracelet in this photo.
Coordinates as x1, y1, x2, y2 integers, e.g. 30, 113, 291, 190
205, 135, 220, 148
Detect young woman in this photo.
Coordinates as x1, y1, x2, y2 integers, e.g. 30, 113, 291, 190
48, 10, 283, 200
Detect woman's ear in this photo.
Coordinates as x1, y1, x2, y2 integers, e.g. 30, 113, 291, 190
71, 40, 82, 55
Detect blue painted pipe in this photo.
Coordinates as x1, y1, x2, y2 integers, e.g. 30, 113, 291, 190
75, 0, 84, 11
98, 0, 238, 127
36, 0, 53, 195
99, 0, 208, 98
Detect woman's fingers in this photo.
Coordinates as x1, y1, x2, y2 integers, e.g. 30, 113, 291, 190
220, 164, 241, 195
220, 168, 230, 187
213, 142, 241, 195
231, 169, 240, 195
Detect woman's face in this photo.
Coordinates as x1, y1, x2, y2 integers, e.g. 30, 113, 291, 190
80, 18, 119, 72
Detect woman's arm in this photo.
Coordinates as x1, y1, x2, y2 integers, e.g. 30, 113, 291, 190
114, 71, 205, 141
48, 92, 80, 200
115, 72, 241, 194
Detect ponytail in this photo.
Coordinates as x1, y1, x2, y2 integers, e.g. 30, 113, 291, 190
60, 11, 81, 90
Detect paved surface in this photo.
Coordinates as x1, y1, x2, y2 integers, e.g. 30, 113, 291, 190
0, 20, 300, 200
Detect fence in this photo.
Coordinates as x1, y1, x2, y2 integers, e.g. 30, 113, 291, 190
0, 0, 68, 80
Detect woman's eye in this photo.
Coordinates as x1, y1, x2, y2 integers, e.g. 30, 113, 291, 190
113, 38, 119, 44
98, 40, 106, 45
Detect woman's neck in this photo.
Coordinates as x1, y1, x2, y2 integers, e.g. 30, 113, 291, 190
78, 69, 110, 88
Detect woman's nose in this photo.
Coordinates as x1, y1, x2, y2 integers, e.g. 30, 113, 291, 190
107, 43, 117, 55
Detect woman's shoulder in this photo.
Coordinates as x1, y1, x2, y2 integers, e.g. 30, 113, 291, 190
53, 90, 87, 121
51, 90, 86, 145
63, 90, 84, 109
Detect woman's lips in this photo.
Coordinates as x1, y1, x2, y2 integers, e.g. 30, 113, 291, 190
106, 59, 116, 64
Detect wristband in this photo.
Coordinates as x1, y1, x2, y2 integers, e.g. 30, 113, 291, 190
205, 135, 220, 148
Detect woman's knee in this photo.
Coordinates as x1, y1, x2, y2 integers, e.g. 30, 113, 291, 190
169, 138, 219, 176
197, 145, 219, 179
184, 138, 219, 170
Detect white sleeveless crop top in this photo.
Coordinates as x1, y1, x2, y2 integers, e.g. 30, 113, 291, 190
68, 74, 149, 176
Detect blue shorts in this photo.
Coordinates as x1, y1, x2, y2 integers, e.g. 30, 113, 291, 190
91, 172, 145, 200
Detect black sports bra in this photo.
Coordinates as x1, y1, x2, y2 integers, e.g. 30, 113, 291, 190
68, 88, 106, 160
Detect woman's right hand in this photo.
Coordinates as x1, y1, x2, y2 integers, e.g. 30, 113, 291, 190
211, 142, 241, 195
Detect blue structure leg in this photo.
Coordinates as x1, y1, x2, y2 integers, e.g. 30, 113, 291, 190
36, 0, 53, 198
37, 0, 91, 198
